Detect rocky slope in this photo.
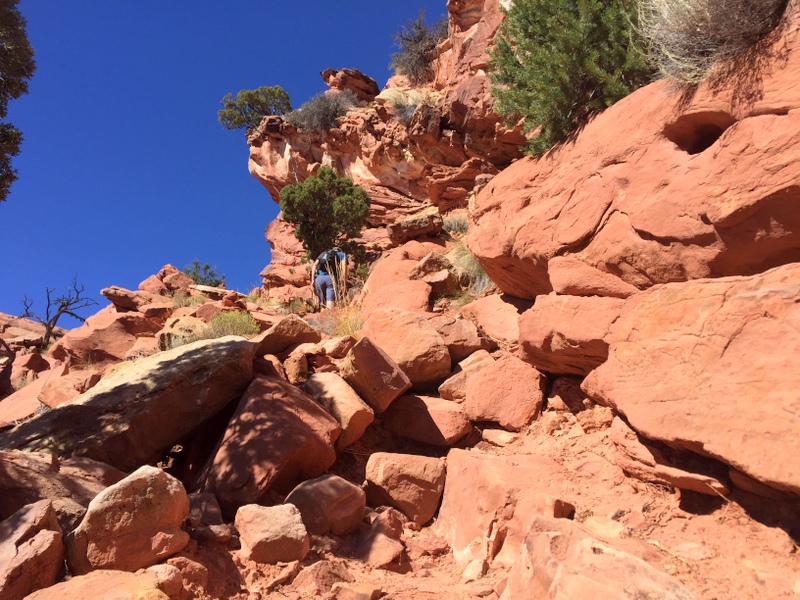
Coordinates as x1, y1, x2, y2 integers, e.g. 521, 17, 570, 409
1, 0, 799, 599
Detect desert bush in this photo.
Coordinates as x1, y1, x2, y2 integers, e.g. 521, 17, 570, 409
285, 89, 362, 134
638, 0, 788, 82
384, 89, 424, 125
390, 10, 448, 85
218, 85, 292, 130
279, 166, 370, 259
488, 0, 652, 155
183, 259, 226, 287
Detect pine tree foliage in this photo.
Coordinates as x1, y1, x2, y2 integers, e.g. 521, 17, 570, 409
0, 0, 35, 202
488, 0, 652, 154
183, 260, 226, 287
279, 167, 370, 259
218, 86, 292, 130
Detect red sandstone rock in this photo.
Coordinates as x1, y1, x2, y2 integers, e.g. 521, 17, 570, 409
463, 351, 545, 431
437, 449, 574, 568
303, 372, 374, 448
49, 305, 162, 367
583, 264, 800, 496
66, 465, 189, 575
361, 308, 451, 388
284, 474, 366, 535
0, 337, 257, 472
0, 500, 63, 600
438, 349, 495, 402
457, 293, 532, 345
253, 313, 322, 355
361, 280, 432, 321
429, 314, 497, 363
381, 394, 471, 446
23, 569, 170, 600
338, 337, 412, 413
9, 352, 50, 389
365, 452, 446, 525
158, 264, 194, 292
519, 294, 626, 376
500, 516, 697, 600
235, 503, 309, 564
548, 256, 641, 298
321, 68, 379, 102
137, 274, 168, 295
99, 286, 160, 312
200, 376, 340, 517
468, 8, 800, 299
0, 451, 125, 526
387, 212, 444, 245
39, 369, 101, 408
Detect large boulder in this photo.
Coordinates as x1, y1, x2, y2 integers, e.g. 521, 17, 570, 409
381, 394, 472, 446
0, 500, 64, 600
0, 450, 125, 528
49, 305, 162, 367
500, 516, 697, 600
582, 263, 800, 496
235, 503, 309, 564
463, 352, 546, 431
338, 337, 412, 412
467, 7, 800, 299
284, 474, 366, 536
0, 336, 257, 472
199, 376, 340, 518
457, 294, 533, 346
22, 569, 171, 600
518, 294, 626, 376
302, 372, 374, 448
361, 308, 451, 388
65, 465, 189, 575
437, 449, 574, 568
365, 453, 446, 525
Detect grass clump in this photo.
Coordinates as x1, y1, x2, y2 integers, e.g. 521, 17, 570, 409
169, 311, 261, 350
442, 212, 469, 236
447, 238, 495, 303
638, 0, 788, 82
384, 89, 424, 126
285, 90, 363, 135
390, 10, 448, 85
171, 292, 209, 309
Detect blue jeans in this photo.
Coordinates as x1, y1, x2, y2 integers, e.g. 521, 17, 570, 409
315, 273, 335, 305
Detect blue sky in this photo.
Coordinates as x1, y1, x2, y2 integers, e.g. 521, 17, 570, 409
1, 1, 447, 327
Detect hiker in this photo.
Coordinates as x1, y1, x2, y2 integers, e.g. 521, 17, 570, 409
311, 247, 348, 310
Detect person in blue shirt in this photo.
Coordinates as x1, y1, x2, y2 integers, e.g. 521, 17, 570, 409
311, 247, 348, 310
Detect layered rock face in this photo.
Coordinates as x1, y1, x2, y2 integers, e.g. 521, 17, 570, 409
251, 0, 524, 297
467, 8, 800, 299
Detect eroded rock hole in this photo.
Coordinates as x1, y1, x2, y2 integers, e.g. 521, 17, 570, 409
663, 111, 737, 155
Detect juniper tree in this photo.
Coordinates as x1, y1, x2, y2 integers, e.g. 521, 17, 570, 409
218, 86, 292, 130
279, 167, 370, 260
0, 0, 36, 202
488, 0, 652, 154
389, 10, 448, 85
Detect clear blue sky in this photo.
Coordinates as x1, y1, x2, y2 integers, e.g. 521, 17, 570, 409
1, 1, 447, 327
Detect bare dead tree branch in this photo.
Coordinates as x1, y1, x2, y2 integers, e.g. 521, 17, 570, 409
20, 276, 98, 349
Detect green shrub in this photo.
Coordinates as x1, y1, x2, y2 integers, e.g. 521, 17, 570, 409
638, 0, 787, 82
279, 166, 370, 259
488, 0, 652, 154
171, 291, 209, 308
390, 10, 448, 85
183, 259, 226, 287
218, 86, 292, 130
285, 90, 362, 134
